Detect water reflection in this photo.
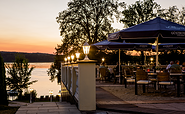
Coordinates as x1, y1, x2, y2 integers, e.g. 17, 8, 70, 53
6, 62, 61, 98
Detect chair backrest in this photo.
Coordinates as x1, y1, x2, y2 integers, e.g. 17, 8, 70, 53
124, 68, 133, 76
157, 72, 170, 82
136, 69, 148, 81
169, 68, 181, 73
99, 68, 107, 77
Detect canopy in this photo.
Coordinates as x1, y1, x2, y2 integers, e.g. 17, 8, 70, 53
92, 40, 152, 50
152, 43, 185, 51
108, 17, 185, 66
92, 40, 152, 76
108, 17, 185, 43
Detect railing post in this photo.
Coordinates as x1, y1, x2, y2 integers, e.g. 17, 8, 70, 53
67, 64, 71, 90
77, 60, 97, 111
70, 63, 78, 95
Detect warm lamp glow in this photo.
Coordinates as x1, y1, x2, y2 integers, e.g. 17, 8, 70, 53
71, 55, 74, 62
76, 52, 80, 61
83, 42, 90, 60
67, 56, 70, 63
30, 88, 33, 92
150, 57, 153, 61
64, 57, 67, 64
102, 58, 105, 62
49, 90, 53, 95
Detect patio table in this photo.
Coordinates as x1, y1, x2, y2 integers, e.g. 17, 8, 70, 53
148, 73, 158, 90
170, 73, 185, 97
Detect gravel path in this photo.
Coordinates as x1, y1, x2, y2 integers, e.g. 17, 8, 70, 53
101, 85, 185, 101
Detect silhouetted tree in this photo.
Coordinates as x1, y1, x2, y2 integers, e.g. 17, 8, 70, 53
0, 54, 8, 105
157, 6, 185, 25
120, 0, 160, 27
6, 54, 37, 100
56, 0, 123, 54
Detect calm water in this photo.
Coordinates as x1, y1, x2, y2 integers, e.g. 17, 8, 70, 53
6, 62, 61, 98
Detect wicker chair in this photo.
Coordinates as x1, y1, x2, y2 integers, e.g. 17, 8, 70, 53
136, 69, 151, 93
157, 72, 175, 91
99, 68, 109, 82
123, 68, 135, 87
113, 68, 120, 84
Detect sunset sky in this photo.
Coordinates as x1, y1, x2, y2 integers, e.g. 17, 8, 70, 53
0, 0, 184, 54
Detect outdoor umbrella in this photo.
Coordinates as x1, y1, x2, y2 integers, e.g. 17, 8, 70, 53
108, 17, 185, 65
152, 43, 185, 51
92, 40, 152, 73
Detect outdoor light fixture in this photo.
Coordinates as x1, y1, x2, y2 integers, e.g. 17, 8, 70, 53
83, 42, 90, 60
150, 57, 154, 63
67, 56, 70, 63
58, 90, 61, 102
71, 55, 74, 63
49, 90, 53, 102
30, 88, 33, 103
102, 58, 105, 62
64, 57, 67, 64
75, 51, 80, 61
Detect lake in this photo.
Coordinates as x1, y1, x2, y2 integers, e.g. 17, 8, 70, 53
6, 62, 61, 98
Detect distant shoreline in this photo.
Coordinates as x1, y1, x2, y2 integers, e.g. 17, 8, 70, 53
1, 51, 55, 62
5, 62, 53, 68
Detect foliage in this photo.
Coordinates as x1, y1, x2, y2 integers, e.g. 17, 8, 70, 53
0, 54, 8, 105
157, 6, 185, 25
0, 105, 19, 114
47, 53, 63, 83
120, 0, 185, 27
6, 54, 37, 99
120, 0, 160, 27
56, 0, 122, 55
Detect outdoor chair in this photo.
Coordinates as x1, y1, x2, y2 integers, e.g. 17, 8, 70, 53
169, 68, 182, 83
157, 72, 175, 92
99, 68, 109, 82
123, 68, 135, 87
113, 68, 121, 84
136, 69, 151, 93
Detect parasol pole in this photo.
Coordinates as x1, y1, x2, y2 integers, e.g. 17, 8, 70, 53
119, 49, 121, 74
156, 37, 159, 66
144, 51, 146, 65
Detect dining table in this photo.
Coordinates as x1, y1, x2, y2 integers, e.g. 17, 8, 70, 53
170, 72, 185, 97
135, 71, 185, 97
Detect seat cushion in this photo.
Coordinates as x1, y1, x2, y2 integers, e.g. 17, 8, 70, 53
159, 81, 174, 85
150, 78, 157, 81
127, 79, 135, 82
137, 80, 151, 84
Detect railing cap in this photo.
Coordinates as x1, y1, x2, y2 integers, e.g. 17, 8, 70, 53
77, 60, 97, 63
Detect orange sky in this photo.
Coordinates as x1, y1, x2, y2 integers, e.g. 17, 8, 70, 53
0, 0, 184, 54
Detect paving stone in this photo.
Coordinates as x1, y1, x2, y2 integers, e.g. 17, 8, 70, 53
15, 110, 27, 114
49, 109, 69, 112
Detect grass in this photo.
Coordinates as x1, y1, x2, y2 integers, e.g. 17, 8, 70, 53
0, 105, 19, 114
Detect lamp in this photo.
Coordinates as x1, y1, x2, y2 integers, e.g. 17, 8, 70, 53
102, 58, 105, 62
58, 90, 61, 102
67, 56, 70, 63
49, 90, 53, 102
75, 51, 80, 61
64, 57, 67, 64
83, 42, 90, 60
71, 55, 74, 63
30, 88, 33, 103
150, 57, 153, 63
